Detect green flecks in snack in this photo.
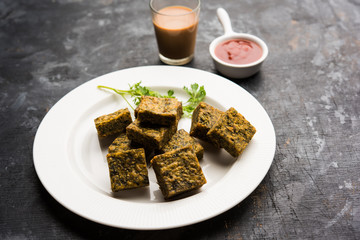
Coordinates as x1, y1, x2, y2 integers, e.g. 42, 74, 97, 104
151, 145, 206, 199
94, 108, 132, 137
135, 96, 183, 126
160, 129, 204, 160
126, 119, 177, 150
190, 102, 223, 142
207, 107, 256, 158
108, 132, 142, 153
107, 149, 149, 192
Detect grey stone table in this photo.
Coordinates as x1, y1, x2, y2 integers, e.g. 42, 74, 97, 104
1, 0, 359, 239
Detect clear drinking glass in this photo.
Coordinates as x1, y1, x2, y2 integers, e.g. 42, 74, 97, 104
150, 0, 200, 65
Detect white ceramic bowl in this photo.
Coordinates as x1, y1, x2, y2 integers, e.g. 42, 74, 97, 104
209, 8, 269, 79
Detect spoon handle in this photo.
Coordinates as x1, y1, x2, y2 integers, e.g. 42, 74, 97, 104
217, 8, 234, 35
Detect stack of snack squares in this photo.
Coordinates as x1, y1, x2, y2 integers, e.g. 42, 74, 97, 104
94, 96, 256, 199
190, 102, 256, 158
94, 96, 206, 199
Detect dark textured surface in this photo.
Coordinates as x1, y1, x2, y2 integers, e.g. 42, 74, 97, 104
1, 0, 359, 239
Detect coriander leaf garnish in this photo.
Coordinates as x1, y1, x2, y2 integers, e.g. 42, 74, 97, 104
96, 85, 135, 110
98, 81, 174, 110
182, 83, 206, 117
97, 82, 205, 117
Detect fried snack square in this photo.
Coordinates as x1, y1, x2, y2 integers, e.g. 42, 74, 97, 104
107, 149, 149, 192
108, 132, 142, 153
126, 119, 177, 150
94, 108, 132, 137
160, 129, 204, 160
151, 146, 206, 199
207, 107, 256, 158
190, 102, 223, 142
135, 96, 183, 126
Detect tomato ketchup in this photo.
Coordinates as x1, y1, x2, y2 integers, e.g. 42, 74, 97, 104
215, 39, 263, 65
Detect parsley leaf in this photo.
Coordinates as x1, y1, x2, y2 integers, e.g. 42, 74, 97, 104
97, 82, 205, 117
98, 82, 174, 110
182, 83, 206, 117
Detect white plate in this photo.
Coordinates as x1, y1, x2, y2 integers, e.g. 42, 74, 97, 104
33, 66, 276, 230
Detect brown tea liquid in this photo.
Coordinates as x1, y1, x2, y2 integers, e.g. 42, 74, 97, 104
152, 6, 198, 60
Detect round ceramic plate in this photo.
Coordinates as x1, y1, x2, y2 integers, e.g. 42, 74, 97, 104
33, 65, 276, 230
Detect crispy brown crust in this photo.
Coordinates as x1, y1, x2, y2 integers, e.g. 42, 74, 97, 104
151, 145, 207, 199
207, 107, 256, 158
107, 149, 149, 192
135, 96, 183, 126
160, 129, 204, 160
126, 119, 177, 150
94, 108, 132, 137
108, 132, 143, 153
190, 102, 223, 142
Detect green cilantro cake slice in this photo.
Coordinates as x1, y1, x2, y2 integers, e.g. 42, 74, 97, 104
207, 107, 256, 158
94, 108, 132, 137
106, 149, 149, 192
108, 132, 143, 153
151, 145, 206, 199
160, 129, 204, 160
126, 119, 177, 150
190, 102, 223, 142
135, 96, 183, 126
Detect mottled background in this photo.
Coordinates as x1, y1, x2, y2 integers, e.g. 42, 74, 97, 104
1, 0, 359, 239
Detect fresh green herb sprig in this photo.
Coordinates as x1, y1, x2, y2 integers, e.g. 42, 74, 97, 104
98, 82, 174, 110
182, 83, 206, 117
128, 82, 175, 105
97, 82, 206, 117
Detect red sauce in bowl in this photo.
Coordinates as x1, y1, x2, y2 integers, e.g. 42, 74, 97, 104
215, 39, 263, 65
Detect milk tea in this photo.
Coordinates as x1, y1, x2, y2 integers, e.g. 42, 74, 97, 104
152, 6, 199, 60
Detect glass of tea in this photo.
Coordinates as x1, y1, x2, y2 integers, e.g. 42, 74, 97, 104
150, 0, 200, 65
